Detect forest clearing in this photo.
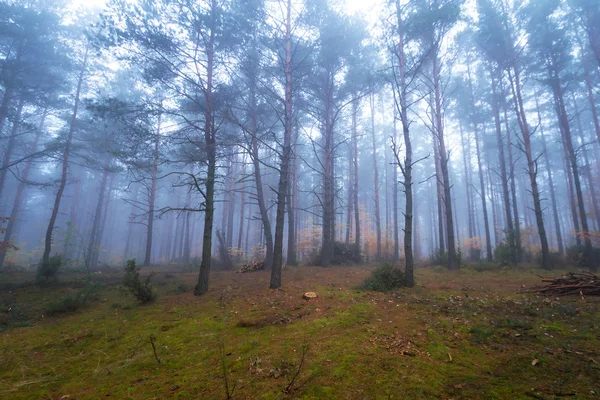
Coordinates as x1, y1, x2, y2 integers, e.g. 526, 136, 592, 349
1, 264, 599, 400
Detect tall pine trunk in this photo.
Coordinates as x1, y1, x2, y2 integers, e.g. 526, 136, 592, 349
507, 67, 550, 269
143, 114, 161, 266
41, 47, 88, 269
433, 55, 456, 269
352, 98, 361, 253
270, 0, 293, 288
194, 2, 217, 295
491, 74, 516, 263
370, 92, 382, 260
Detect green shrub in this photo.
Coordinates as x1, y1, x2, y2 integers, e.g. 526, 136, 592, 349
494, 242, 513, 266
359, 264, 405, 292
123, 259, 156, 304
36, 255, 62, 282
43, 279, 98, 316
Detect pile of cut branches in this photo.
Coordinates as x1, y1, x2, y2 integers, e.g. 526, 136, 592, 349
236, 261, 264, 273
525, 271, 600, 297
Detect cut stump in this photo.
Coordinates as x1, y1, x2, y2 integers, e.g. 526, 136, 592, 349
302, 292, 318, 300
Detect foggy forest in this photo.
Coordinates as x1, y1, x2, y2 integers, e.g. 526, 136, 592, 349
1, 0, 600, 398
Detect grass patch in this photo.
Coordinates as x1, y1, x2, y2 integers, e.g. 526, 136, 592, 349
0, 265, 598, 399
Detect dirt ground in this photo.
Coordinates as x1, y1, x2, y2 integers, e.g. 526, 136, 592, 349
1, 264, 599, 399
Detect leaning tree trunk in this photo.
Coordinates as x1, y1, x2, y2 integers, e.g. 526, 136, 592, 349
270, 0, 293, 288
41, 47, 88, 269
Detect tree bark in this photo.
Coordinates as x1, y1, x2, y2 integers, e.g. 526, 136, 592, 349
352, 98, 361, 254
370, 92, 382, 260
549, 69, 595, 270
86, 158, 111, 269
491, 74, 516, 262
507, 67, 551, 269
501, 78, 522, 261
41, 46, 88, 269
270, 0, 293, 288
433, 54, 457, 269
286, 123, 298, 265
194, 1, 217, 295
143, 113, 161, 266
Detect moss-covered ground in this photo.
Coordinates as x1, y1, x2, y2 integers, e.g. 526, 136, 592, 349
1, 265, 599, 399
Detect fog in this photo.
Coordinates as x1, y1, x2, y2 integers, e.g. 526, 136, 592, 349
1, 0, 599, 291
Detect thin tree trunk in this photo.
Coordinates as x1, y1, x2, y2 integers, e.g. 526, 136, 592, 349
41, 46, 89, 268
467, 67, 492, 261
352, 98, 361, 253
238, 159, 246, 250
491, 74, 516, 262
86, 159, 111, 269
573, 97, 600, 231
0, 110, 46, 269
183, 170, 193, 264
0, 97, 24, 200
550, 70, 595, 270
392, 4, 414, 284
286, 123, 298, 265
370, 92, 382, 260
501, 78, 522, 261
459, 122, 475, 255
143, 113, 161, 266
93, 174, 114, 267
123, 187, 139, 260
392, 107, 399, 262
507, 67, 551, 269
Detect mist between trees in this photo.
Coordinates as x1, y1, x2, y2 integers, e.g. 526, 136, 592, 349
0, 0, 599, 293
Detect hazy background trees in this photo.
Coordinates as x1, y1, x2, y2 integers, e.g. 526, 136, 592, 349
1, 0, 600, 291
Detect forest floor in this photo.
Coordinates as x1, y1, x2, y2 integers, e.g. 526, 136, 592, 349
1, 264, 600, 400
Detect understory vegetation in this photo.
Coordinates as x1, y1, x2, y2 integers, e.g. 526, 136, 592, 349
1, 265, 599, 399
